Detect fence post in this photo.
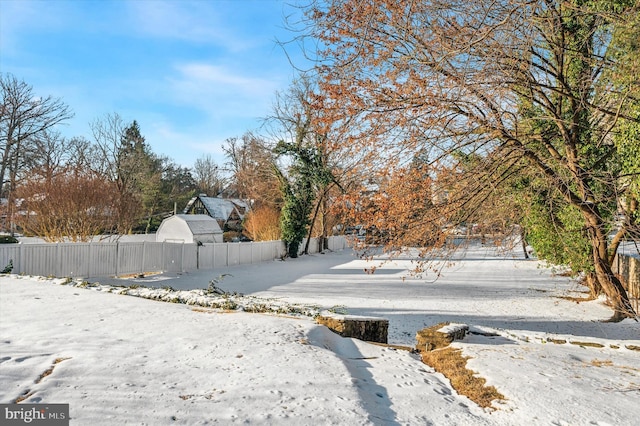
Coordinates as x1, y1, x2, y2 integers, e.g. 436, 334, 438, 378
162, 242, 166, 273
56, 243, 60, 277
115, 242, 119, 277
181, 243, 185, 272
142, 241, 146, 275
19, 242, 23, 275
88, 243, 92, 278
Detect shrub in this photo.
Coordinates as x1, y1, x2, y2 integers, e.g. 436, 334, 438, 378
0, 235, 18, 244
243, 206, 281, 241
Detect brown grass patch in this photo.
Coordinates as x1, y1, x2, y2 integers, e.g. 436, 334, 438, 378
13, 358, 71, 403
14, 391, 34, 403
118, 271, 163, 279
588, 359, 640, 373
570, 341, 605, 348
35, 357, 71, 384
421, 347, 505, 408
191, 307, 238, 314
369, 341, 418, 352
556, 295, 595, 303
590, 359, 614, 367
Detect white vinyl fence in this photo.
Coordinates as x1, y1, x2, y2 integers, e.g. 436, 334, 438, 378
0, 236, 349, 279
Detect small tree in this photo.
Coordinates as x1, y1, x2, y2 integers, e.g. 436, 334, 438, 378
15, 167, 115, 242
243, 205, 281, 241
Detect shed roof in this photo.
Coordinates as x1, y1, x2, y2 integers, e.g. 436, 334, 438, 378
156, 214, 223, 244
174, 214, 223, 235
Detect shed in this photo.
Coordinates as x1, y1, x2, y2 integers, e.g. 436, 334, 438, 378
156, 214, 223, 244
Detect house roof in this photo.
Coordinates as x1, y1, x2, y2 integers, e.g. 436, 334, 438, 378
183, 196, 251, 221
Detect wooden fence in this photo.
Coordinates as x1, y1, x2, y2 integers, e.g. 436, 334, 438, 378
0, 236, 349, 279
612, 252, 640, 314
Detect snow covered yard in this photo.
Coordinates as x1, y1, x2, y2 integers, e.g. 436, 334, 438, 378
1, 245, 638, 425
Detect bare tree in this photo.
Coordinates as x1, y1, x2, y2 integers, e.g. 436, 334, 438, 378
22, 130, 74, 182
1, 74, 73, 193
192, 154, 226, 196
1, 73, 73, 232
222, 133, 281, 208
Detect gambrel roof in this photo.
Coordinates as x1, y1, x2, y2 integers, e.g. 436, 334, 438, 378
156, 214, 223, 244
183, 196, 251, 224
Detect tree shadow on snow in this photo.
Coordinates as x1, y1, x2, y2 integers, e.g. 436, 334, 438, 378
306, 327, 401, 425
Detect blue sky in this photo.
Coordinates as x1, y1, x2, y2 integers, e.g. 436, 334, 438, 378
0, 0, 308, 167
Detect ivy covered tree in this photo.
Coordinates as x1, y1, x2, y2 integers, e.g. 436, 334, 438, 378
269, 77, 344, 254
275, 164, 314, 258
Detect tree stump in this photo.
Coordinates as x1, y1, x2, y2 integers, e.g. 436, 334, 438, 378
316, 312, 389, 343
416, 322, 469, 352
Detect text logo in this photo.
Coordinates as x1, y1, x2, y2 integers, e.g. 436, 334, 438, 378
1, 404, 69, 425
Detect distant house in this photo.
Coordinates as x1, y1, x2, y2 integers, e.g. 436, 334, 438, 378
156, 214, 223, 244
182, 195, 251, 231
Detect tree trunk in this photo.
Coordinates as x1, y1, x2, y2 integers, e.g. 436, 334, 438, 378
304, 196, 323, 255
587, 218, 636, 320
520, 227, 529, 259
583, 272, 602, 299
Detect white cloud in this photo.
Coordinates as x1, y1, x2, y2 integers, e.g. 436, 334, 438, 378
126, 0, 257, 51
178, 63, 275, 94
168, 62, 280, 119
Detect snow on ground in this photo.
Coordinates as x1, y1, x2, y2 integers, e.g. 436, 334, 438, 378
1, 244, 638, 425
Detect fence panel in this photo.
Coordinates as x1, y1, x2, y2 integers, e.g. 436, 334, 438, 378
328, 236, 347, 251
238, 243, 252, 265
88, 243, 118, 278
261, 241, 280, 261
211, 243, 226, 268
250, 243, 260, 264
116, 243, 144, 276
198, 244, 215, 270
57, 244, 90, 277
227, 244, 240, 266
259, 242, 271, 262
21, 245, 58, 277
142, 242, 165, 273
182, 244, 198, 271
163, 243, 183, 272
0, 235, 350, 279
